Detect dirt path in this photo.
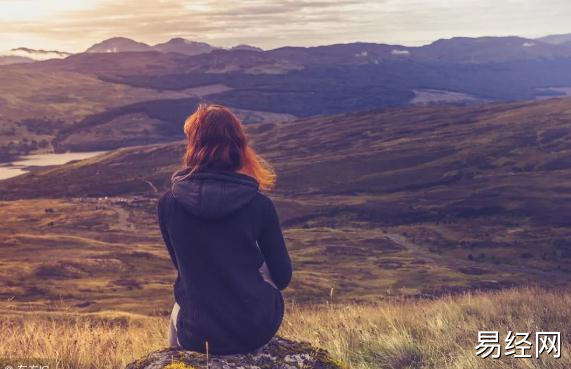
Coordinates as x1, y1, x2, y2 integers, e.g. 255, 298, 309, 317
384, 233, 441, 263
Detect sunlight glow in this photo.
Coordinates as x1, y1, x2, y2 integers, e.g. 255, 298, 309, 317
0, 0, 102, 21
183, 2, 211, 12
0, 0, 569, 52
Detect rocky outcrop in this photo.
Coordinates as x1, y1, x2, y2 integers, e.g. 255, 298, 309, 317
125, 336, 346, 369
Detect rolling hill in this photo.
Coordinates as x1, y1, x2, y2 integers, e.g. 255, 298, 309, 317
537, 32, 571, 45
0, 55, 34, 65
0, 98, 570, 314
5, 34, 571, 161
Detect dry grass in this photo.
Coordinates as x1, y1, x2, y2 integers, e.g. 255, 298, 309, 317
282, 288, 570, 369
0, 310, 166, 369
0, 288, 568, 369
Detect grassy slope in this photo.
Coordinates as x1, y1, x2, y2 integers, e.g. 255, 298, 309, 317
0, 59, 293, 159
0, 63, 201, 159
0, 288, 568, 369
0, 99, 570, 313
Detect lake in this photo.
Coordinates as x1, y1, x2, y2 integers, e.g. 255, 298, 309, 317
0, 151, 107, 180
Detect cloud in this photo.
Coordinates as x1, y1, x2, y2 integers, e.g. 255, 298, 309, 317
0, 0, 381, 51
1, 0, 571, 52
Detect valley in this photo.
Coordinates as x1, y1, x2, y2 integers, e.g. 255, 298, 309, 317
6, 35, 571, 163
1, 98, 570, 315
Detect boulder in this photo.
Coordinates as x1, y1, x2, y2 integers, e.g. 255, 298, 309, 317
125, 336, 347, 369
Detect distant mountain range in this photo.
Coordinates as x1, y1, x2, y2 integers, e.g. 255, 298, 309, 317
84, 36, 261, 56
80, 33, 571, 62
86, 37, 264, 55
0, 37, 262, 65
4, 32, 571, 65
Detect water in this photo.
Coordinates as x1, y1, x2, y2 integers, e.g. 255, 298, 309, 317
0, 151, 107, 180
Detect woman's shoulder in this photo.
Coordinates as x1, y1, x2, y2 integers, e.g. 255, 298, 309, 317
251, 191, 278, 214
158, 189, 176, 212
252, 190, 271, 204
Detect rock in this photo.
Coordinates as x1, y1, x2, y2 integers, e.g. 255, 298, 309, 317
125, 336, 347, 369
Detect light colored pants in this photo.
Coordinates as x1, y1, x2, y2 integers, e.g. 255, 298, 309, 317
167, 262, 277, 348
168, 302, 181, 348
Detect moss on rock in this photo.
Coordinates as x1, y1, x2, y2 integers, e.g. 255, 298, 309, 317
125, 336, 347, 369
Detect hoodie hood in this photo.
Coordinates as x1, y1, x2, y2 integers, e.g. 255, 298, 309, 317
171, 167, 259, 220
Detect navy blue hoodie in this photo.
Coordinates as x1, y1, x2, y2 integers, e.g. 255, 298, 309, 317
157, 167, 292, 354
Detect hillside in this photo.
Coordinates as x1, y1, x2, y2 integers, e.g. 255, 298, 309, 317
1, 288, 568, 369
0, 55, 33, 65
0, 99, 570, 314
538, 32, 571, 45
5, 35, 571, 160
0, 60, 291, 160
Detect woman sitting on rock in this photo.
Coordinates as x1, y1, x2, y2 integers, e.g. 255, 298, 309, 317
157, 103, 292, 355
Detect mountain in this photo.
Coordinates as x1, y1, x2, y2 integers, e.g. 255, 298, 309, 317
537, 33, 571, 45
85, 37, 154, 53
79, 34, 571, 63
0, 55, 34, 65
231, 44, 263, 52
1, 98, 570, 305
85, 37, 219, 56
264, 36, 571, 64
152, 38, 218, 55
414, 36, 571, 62
79, 35, 571, 63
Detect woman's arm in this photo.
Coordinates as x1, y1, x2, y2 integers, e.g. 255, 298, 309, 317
158, 191, 179, 271
257, 197, 292, 290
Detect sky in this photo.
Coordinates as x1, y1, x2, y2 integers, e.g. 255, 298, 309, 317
1, 0, 571, 52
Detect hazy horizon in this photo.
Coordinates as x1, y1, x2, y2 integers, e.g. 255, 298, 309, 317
1, 0, 571, 53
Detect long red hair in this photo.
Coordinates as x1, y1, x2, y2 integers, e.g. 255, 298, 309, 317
182, 104, 276, 190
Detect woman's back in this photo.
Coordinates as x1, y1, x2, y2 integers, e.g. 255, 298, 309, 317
158, 167, 292, 354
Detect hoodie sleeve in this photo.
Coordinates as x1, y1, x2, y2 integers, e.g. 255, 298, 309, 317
158, 191, 179, 271
257, 196, 292, 290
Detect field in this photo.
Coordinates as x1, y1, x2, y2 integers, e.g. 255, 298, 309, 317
0, 288, 568, 369
1, 195, 569, 316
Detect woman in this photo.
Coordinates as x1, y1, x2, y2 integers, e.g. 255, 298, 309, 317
157, 103, 292, 355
